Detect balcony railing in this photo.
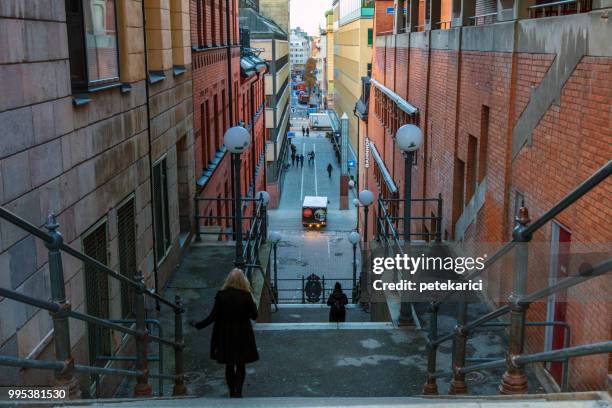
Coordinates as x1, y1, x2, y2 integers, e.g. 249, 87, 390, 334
468, 12, 498, 25
529, 0, 592, 18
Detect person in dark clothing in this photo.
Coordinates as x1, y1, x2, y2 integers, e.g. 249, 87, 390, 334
326, 162, 333, 178
327, 282, 349, 322
302, 126, 305, 136
190, 269, 258, 398
291, 152, 296, 166
299, 154, 304, 167
306, 127, 310, 137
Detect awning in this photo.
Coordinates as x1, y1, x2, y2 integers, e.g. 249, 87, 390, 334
369, 141, 398, 194
370, 78, 417, 116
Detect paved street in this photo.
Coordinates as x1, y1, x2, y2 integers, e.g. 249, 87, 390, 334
268, 119, 359, 303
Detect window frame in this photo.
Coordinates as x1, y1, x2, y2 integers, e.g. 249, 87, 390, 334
65, 0, 121, 92
153, 156, 172, 265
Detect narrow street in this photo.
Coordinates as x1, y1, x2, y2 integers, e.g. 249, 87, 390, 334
268, 120, 358, 303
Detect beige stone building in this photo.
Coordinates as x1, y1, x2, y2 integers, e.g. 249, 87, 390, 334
0, 0, 193, 396
258, 0, 290, 34
325, 9, 335, 105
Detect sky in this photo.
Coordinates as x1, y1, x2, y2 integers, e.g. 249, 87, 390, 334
290, 0, 332, 36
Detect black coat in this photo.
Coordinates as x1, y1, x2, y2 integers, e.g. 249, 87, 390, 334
327, 291, 348, 322
194, 288, 259, 364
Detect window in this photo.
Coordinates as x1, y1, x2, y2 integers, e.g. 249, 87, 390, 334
83, 221, 111, 369
117, 197, 136, 318
65, 0, 120, 90
153, 158, 171, 261
367, 28, 373, 46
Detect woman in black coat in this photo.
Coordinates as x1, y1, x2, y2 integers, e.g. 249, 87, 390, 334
190, 268, 259, 398
327, 282, 349, 322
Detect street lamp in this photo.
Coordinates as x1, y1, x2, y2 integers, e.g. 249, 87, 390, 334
358, 189, 374, 244
270, 231, 281, 300
396, 124, 423, 326
348, 230, 361, 303
225, 126, 251, 268
256, 190, 270, 241
396, 124, 424, 241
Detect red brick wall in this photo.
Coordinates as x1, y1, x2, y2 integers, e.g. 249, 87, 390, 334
375, 0, 395, 34
366, 26, 611, 390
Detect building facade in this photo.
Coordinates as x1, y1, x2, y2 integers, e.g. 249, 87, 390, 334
0, 0, 193, 395
259, 0, 290, 34
325, 9, 335, 106
289, 27, 311, 72
361, 0, 612, 392
240, 6, 290, 208
192, 0, 268, 234
332, 0, 374, 151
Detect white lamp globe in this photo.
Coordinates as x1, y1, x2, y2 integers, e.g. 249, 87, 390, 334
256, 191, 270, 206
353, 198, 361, 207
348, 231, 361, 245
348, 179, 355, 189
270, 231, 281, 243
224, 126, 251, 153
358, 190, 374, 207
396, 124, 423, 152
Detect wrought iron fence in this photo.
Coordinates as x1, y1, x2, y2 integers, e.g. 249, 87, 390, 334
273, 277, 357, 304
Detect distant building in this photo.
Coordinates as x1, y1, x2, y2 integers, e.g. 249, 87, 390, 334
324, 9, 335, 106
332, 0, 374, 150
239, 6, 290, 208
290, 27, 311, 72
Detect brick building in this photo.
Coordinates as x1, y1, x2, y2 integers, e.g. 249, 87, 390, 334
192, 0, 267, 233
360, 0, 611, 392
0, 0, 193, 395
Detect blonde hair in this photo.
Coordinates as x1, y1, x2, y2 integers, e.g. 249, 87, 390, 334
221, 268, 251, 292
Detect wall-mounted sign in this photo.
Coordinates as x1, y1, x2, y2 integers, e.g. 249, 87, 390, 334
364, 137, 370, 169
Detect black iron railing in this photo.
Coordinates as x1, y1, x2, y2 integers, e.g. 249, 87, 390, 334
422, 160, 612, 395
273, 277, 356, 304
0, 209, 187, 398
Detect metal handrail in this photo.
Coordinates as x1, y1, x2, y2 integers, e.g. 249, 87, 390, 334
528, 0, 578, 9
0, 206, 187, 397
423, 160, 612, 395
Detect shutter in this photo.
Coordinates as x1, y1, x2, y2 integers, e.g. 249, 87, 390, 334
83, 223, 111, 367
117, 198, 136, 318
475, 0, 497, 18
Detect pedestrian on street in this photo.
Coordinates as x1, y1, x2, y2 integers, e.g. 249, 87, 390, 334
189, 269, 258, 398
291, 152, 296, 166
326, 162, 333, 179
306, 127, 310, 137
327, 282, 349, 323
302, 126, 305, 136
300, 154, 305, 167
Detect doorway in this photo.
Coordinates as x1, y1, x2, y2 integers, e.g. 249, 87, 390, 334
544, 221, 571, 384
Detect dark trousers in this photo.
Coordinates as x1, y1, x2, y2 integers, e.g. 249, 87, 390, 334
225, 364, 246, 398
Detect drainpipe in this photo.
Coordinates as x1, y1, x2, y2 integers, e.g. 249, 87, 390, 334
141, 0, 160, 308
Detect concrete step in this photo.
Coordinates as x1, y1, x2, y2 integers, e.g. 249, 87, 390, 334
56, 393, 611, 408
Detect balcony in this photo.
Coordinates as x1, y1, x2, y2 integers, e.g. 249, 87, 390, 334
528, 0, 592, 18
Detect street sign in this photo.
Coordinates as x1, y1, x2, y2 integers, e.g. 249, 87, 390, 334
348, 160, 355, 168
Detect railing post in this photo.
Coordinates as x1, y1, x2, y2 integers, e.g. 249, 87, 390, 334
301, 275, 305, 304
321, 275, 326, 304
500, 206, 531, 394
194, 197, 201, 242
44, 214, 81, 399
422, 302, 439, 395
449, 294, 469, 394
436, 193, 443, 243
133, 273, 152, 397
173, 295, 187, 396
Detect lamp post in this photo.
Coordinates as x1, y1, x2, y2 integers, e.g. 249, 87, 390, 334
358, 190, 374, 243
396, 124, 424, 241
256, 190, 270, 242
396, 124, 423, 326
348, 231, 361, 303
353, 198, 361, 230
270, 231, 281, 300
224, 126, 251, 268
